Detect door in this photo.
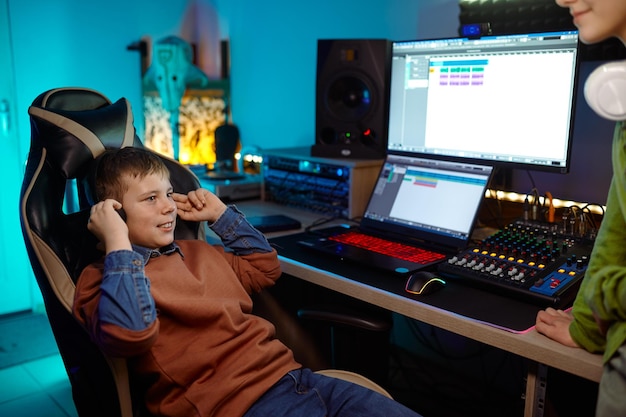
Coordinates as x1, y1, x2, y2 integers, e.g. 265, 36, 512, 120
0, 0, 35, 315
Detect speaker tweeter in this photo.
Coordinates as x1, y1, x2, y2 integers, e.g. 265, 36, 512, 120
312, 39, 391, 159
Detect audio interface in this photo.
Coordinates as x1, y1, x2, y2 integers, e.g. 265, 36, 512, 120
262, 147, 383, 218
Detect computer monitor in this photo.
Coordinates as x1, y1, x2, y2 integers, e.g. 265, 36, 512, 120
387, 30, 580, 173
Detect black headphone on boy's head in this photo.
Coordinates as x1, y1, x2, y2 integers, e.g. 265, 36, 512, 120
584, 60, 626, 121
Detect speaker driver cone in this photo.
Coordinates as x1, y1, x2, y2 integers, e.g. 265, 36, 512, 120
325, 75, 373, 121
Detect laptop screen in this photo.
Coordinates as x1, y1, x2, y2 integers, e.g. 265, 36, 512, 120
361, 154, 493, 250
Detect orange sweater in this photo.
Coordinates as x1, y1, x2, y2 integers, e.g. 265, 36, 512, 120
73, 239, 301, 417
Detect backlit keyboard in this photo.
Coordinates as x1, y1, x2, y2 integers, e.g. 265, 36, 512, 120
329, 231, 446, 264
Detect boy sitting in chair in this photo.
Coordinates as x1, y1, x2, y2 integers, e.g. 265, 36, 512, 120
73, 147, 421, 417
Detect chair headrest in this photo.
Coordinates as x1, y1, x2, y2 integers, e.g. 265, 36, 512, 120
28, 97, 137, 180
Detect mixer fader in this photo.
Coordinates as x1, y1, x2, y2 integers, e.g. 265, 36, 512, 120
438, 220, 594, 308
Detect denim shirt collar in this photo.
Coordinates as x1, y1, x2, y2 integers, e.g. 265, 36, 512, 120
133, 242, 183, 265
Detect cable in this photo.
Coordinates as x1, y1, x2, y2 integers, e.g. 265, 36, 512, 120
545, 191, 555, 223
482, 188, 505, 229
303, 215, 362, 235
523, 195, 530, 221
525, 170, 537, 190
581, 202, 605, 238
524, 187, 541, 221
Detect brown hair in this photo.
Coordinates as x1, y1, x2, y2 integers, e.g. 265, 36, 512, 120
94, 147, 170, 202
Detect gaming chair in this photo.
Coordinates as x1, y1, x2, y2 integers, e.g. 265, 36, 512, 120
19, 87, 202, 417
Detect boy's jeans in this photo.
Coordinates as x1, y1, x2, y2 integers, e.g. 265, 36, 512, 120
244, 368, 422, 417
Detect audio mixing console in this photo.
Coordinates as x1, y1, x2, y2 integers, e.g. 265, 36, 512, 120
438, 220, 594, 308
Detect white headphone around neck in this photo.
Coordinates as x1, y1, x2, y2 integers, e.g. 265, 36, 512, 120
584, 60, 626, 121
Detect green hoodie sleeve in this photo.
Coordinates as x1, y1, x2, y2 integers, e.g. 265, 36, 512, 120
570, 123, 626, 363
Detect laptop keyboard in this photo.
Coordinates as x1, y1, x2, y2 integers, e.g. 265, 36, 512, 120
329, 231, 447, 264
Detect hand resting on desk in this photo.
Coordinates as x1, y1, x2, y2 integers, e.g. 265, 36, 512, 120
535, 307, 579, 348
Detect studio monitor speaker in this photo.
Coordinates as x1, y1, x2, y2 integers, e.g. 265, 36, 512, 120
312, 39, 391, 159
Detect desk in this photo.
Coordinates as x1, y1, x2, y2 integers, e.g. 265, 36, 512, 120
235, 201, 603, 417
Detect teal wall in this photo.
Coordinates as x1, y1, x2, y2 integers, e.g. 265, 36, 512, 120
9, 0, 459, 159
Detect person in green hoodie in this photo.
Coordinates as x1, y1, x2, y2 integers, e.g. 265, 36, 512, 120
535, 1, 626, 416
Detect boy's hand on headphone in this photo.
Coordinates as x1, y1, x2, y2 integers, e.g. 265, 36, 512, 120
173, 188, 227, 223
88, 199, 131, 253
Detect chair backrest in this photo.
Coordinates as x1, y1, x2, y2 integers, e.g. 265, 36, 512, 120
19, 87, 202, 417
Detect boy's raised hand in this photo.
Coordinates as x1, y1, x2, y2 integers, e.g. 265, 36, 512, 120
173, 188, 227, 223
88, 199, 131, 253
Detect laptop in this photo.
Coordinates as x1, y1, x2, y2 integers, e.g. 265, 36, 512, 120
298, 153, 493, 275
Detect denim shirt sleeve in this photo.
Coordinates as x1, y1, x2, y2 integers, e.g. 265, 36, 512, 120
99, 249, 156, 331
209, 205, 273, 255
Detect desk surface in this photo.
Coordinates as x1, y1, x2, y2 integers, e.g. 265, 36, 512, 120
235, 200, 603, 384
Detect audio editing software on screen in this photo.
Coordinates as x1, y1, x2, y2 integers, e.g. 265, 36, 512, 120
388, 31, 579, 173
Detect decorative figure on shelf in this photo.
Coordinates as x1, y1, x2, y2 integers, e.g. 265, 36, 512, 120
143, 35, 209, 160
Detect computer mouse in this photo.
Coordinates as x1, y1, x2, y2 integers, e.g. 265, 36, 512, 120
405, 271, 446, 295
